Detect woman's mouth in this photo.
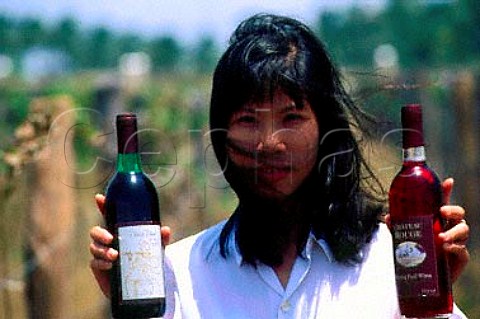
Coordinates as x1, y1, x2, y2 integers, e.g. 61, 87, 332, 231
255, 166, 292, 183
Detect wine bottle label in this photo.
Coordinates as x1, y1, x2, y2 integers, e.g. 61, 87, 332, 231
392, 216, 439, 298
118, 224, 165, 301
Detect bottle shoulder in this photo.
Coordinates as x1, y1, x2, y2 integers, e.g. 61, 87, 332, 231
105, 171, 159, 200
389, 162, 442, 217
105, 172, 160, 224
107, 171, 156, 187
393, 162, 440, 184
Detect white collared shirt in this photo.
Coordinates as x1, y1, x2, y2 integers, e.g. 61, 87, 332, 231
163, 221, 466, 319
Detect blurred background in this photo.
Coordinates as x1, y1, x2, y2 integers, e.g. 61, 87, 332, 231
0, 0, 478, 318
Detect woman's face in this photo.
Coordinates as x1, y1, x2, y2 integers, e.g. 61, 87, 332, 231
226, 91, 319, 201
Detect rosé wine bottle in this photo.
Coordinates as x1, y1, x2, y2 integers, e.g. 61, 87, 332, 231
389, 104, 452, 318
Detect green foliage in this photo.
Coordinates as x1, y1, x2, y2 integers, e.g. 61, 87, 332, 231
148, 36, 183, 72
86, 27, 118, 69
0, 14, 221, 75
317, 0, 480, 69
0, 81, 30, 140
191, 36, 218, 74
0, 1, 478, 74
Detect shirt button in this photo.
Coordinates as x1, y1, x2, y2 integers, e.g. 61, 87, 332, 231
280, 300, 291, 312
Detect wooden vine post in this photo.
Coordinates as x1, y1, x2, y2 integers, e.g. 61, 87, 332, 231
451, 72, 480, 248
10, 96, 77, 319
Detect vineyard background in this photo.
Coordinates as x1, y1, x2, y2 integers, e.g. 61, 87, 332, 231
1, 1, 479, 318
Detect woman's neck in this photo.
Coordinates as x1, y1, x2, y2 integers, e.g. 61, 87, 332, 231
273, 242, 298, 288
273, 224, 305, 288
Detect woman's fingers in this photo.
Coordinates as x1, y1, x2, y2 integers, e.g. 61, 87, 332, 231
90, 226, 113, 245
439, 219, 469, 245
161, 225, 172, 246
438, 200, 470, 283
442, 237, 470, 283
441, 178, 454, 205
95, 193, 106, 217
440, 205, 465, 224
439, 204, 468, 244
443, 241, 470, 260
89, 225, 117, 270
90, 257, 114, 271
89, 241, 118, 262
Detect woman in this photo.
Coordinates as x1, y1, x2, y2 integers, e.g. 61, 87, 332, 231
90, 14, 470, 318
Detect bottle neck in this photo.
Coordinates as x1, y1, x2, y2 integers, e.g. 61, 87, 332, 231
401, 104, 426, 164
117, 152, 142, 173
115, 113, 141, 173
403, 146, 426, 163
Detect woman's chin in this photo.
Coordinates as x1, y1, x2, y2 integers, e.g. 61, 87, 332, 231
251, 184, 295, 202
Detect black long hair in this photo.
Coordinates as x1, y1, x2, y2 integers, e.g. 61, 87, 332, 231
210, 13, 385, 265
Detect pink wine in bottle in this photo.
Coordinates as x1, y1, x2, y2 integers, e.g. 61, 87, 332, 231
389, 104, 452, 318
105, 113, 166, 318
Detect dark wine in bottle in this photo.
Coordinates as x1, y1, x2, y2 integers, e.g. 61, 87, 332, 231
105, 113, 166, 318
389, 104, 452, 318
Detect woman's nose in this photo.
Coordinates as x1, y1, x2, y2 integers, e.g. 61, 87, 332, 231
256, 124, 287, 153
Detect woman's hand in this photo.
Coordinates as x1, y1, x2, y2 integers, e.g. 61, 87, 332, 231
439, 178, 470, 283
89, 194, 172, 298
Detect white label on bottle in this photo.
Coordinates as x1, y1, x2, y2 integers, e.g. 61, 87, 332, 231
118, 224, 165, 301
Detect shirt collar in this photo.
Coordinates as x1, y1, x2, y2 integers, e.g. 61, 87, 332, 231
231, 236, 243, 266
229, 231, 335, 266
303, 232, 335, 263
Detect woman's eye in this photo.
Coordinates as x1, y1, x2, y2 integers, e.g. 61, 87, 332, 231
237, 115, 257, 125
284, 113, 304, 124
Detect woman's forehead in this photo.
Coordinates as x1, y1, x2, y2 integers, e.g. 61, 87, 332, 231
240, 91, 305, 111
238, 102, 296, 114
241, 104, 314, 119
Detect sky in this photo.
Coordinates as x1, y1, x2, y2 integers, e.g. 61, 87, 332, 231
0, 0, 386, 45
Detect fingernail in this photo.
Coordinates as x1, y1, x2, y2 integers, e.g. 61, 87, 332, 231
103, 229, 113, 241
439, 232, 450, 242
107, 248, 117, 259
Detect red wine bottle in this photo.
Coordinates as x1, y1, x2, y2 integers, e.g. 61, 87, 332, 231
105, 113, 165, 318
389, 104, 452, 318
